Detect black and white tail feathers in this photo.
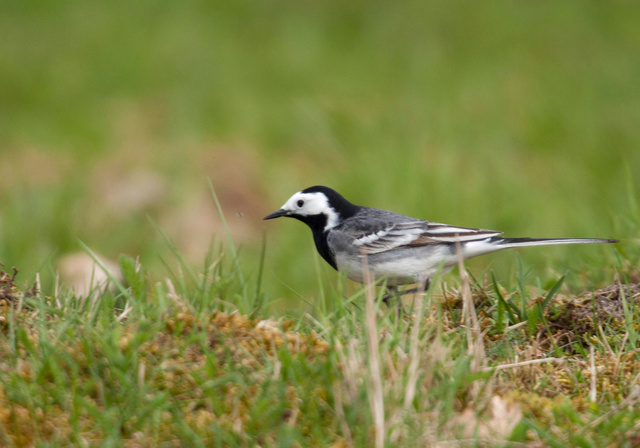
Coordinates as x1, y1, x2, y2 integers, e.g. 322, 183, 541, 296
493, 236, 617, 248
463, 236, 617, 259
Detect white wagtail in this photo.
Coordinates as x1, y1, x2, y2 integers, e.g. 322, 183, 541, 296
264, 186, 617, 305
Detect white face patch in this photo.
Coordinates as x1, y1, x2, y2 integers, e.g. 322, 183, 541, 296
280, 191, 340, 230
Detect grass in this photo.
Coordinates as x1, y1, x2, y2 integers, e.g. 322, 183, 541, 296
1, 225, 639, 446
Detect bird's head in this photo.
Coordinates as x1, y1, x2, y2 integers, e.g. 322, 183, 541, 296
263, 186, 358, 232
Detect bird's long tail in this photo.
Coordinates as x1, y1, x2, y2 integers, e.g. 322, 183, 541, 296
495, 237, 618, 249
462, 236, 617, 259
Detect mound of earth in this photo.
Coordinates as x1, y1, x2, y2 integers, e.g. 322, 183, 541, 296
548, 282, 640, 337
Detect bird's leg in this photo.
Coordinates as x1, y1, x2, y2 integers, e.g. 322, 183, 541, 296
395, 278, 432, 298
381, 279, 431, 316
396, 279, 432, 316
381, 286, 397, 307
381, 286, 404, 317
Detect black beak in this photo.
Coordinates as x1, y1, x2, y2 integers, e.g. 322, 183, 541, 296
263, 209, 289, 220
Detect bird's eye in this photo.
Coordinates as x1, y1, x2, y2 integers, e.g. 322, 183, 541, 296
297, 200, 304, 207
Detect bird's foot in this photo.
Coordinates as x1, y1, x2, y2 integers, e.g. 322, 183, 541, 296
382, 280, 431, 316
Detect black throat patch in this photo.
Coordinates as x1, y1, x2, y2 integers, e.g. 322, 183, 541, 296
292, 214, 337, 270
292, 186, 361, 271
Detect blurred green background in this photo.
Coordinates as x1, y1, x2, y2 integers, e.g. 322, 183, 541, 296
2, 0, 638, 311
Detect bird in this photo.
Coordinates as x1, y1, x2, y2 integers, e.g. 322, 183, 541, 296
264, 185, 617, 308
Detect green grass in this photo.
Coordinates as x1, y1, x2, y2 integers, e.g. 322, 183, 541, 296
1, 238, 639, 447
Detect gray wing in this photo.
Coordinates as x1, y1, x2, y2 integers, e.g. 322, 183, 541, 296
340, 208, 502, 255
